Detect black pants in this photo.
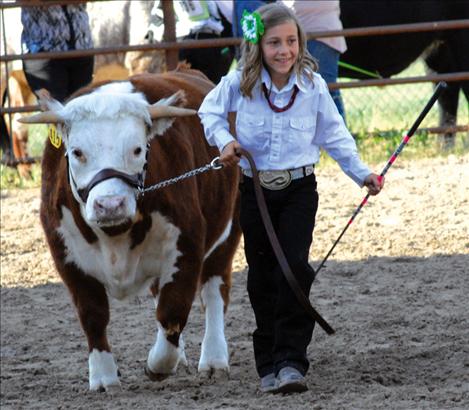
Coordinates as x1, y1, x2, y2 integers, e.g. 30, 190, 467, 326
240, 174, 318, 378
23, 56, 94, 103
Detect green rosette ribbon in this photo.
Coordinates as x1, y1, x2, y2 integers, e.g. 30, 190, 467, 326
241, 10, 265, 44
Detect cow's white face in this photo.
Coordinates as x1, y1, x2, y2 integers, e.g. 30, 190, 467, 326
51, 83, 157, 230
67, 115, 148, 228
20, 81, 194, 231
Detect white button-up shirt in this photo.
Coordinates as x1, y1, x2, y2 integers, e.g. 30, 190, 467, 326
198, 68, 371, 186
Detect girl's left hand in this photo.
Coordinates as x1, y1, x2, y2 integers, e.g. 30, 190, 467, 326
364, 173, 384, 195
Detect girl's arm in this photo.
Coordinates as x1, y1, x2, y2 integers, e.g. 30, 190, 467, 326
314, 77, 374, 187
198, 74, 238, 155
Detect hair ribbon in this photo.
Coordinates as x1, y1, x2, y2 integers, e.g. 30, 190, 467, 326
241, 10, 265, 44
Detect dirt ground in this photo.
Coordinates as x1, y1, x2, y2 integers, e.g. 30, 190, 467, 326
1, 154, 468, 409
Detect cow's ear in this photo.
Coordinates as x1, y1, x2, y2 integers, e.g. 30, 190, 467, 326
148, 90, 196, 137
149, 116, 176, 138
18, 89, 65, 124
158, 90, 187, 108
36, 88, 64, 112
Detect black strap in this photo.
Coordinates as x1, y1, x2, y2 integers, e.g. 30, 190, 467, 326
77, 169, 142, 203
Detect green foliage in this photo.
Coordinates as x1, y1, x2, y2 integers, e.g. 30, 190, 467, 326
1, 124, 46, 190
320, 59, 469, 168
0, 163, 42, 189
319, 130, 469, 169
28, 124, 48, 157
343, 60, 468, 135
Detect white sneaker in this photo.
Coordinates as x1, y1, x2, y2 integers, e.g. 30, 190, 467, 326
273, 366, 308, 394
259, 372, 277, 393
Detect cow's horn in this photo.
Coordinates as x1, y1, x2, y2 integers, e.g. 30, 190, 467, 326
148, 105, 197, 119
18, 111, 64, 124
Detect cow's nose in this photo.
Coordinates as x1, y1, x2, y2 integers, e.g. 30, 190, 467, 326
93, 195, 126, 219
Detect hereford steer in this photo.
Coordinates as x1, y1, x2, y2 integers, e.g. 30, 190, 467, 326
20, 68, 241, 391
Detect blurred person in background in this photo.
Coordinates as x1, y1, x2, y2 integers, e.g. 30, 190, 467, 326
21, 0, 94, 102
281, 0, 347, 121
232, 0, 272, 38
177, 0, 235, 83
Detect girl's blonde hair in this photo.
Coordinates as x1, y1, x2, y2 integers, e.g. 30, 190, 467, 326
238, 3, 318, 98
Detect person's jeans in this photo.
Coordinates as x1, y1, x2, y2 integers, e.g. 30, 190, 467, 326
233, 1, 270, 37
307, 40, 346, 121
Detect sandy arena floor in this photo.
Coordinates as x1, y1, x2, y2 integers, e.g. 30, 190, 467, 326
1, 154, 468, 409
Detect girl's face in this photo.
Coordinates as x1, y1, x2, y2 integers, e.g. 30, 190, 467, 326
261, 20, 299, 88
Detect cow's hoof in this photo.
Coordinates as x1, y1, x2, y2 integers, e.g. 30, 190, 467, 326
212, 368, 229, 381
104, 383, 122, 394
90, 380, 121, 393
198, 367, 229, 381
145, 365, 170, 382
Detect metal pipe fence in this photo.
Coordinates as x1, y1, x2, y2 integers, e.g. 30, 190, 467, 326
1, 1, 468, 166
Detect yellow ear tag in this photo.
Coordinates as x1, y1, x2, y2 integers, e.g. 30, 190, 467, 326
48, 125, 62, 148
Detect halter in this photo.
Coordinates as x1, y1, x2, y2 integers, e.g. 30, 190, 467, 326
67, 142, 150, 203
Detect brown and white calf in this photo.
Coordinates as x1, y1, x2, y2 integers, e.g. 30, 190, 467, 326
20, 68, 241, 391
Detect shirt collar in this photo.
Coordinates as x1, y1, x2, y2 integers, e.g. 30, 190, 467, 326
260, 67, 309, 94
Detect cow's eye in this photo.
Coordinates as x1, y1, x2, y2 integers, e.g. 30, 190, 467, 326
134, 147, 143, 156
71, 148, 85, 162
72, 148, 83, 158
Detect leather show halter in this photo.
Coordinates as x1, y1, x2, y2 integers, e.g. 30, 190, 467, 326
237, 148, 335, 335
69, 143, 150, 203
76, 168, 144, 203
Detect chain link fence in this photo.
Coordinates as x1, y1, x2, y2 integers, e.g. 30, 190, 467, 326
341, 60, 468, 136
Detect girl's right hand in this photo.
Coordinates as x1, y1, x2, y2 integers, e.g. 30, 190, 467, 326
219, 141, 242, 167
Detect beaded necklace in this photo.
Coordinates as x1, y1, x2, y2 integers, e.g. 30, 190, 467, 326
262, 83, 299, 113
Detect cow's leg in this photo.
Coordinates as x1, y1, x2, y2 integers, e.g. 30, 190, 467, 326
11, 124, 31, 178
198, 219, 240, 376
424, 42, 460, 149
437, 84, 459, 150
198, 276, 230, 376
63, 267, 119, 391
145, 269, 199, 380
7, 74, 32, 178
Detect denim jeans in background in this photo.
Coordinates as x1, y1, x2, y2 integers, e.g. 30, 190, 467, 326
233, 0, 270, 37
307, 39, 346, 122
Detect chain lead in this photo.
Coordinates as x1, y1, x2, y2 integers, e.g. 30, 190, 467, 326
137, 156, 222, 196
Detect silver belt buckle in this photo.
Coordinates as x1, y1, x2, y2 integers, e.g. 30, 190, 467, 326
259, 170, 292, 190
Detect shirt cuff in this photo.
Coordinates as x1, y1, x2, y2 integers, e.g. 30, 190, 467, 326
214, 129, 235, 153
349, 166, 372, 187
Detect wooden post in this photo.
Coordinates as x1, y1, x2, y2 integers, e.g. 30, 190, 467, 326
162, 0, 178, 70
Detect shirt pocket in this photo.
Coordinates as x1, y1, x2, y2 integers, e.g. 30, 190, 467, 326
236, 112, 268, 155
289, 116, 316, 140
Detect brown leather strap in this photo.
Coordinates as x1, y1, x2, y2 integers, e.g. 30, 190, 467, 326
238, 148, 335, 335
77, 169, 142, 202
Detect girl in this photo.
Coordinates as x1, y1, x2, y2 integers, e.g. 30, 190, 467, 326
198, 3, 383, 394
